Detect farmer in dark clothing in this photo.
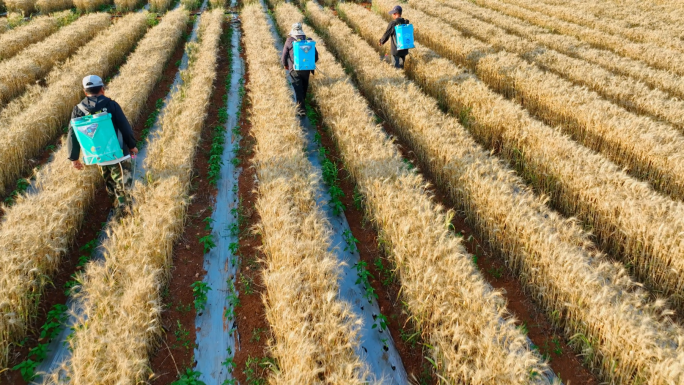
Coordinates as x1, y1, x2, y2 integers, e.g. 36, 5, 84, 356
282, 23, 319, 117
379, 5, 410, 69
68, 75, 138, 219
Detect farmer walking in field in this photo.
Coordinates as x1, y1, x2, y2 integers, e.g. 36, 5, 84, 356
68, 75, 138, 220
379, 5, 411, 69
282, 22, 319, 117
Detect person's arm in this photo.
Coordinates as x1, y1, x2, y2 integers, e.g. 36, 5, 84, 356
281, 38, 291, 69
109, 100, 138, 153
379, 21, 395, 45
315, 47, 319, 63
67, 106, 83, 169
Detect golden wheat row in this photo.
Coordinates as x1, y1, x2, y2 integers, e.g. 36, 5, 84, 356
0, 12, 153, 369
149, 0, 171, 13
0, 13, 148, 197
3, 0, 35, 13
35, 0, 73, 13
458, 0, 684, 77
309, 3, 684, 383
0, 14, 60, 61
272, 3, 556, 383
0, 20, 7, 34
40, 9, 207, 384
0, 13, 110, 107
509, 0, 684, 43
435, 0, 684, 127
113, 0, 141, 11
73, 0, 111, 12
545, 0, 684, 37
345, 0, 684, 320
500, 0, 684, 52
242, 3, 372, 382
386, 1, 684, 203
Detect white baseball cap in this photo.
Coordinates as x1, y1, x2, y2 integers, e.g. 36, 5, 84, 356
82, 75, 104, 88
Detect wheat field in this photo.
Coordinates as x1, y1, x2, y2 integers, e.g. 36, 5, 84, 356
2, 0, 684, 383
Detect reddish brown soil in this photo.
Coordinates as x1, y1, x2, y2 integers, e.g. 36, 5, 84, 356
148, 19, 230, 384
376, 117, 599, 385
309, 106, 437, 384
1, 20, 191, 385
230, 37, 273, 384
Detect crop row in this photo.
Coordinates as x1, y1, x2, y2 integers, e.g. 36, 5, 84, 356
0, 13, 62, 61
310, 2, 684, 383
271, 2, 557, 383
44, 8, 214, 384
460, 0, 684, 77
396, 1, 684, 205
548, 0, 684, 37
0, 13, 110, 106
500, 0, 684, 52
242, 2, 369, 383
0, 10, 183, 371
433, 0, 684, 129
0, 12, 147, 196
355, 0, 684, 329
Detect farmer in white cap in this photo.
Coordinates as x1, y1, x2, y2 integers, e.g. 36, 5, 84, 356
379, 5, 410, 68
281, 22, 319, 116
67, 75, 138, 219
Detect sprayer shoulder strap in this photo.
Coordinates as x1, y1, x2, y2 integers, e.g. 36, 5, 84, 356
76, 103, 91, 116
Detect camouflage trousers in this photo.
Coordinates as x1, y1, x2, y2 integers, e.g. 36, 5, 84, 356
99, 159, 133, 209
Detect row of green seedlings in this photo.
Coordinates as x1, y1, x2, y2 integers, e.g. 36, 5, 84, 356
11, 230, 101, 381
175, 26, 249, 384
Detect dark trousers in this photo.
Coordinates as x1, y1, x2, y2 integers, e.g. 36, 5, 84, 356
289, 70, 311, 111
393, 54, 406, 69
99, 159, 133, 209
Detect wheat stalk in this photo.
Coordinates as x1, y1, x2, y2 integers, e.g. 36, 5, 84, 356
309, 2, 684, 383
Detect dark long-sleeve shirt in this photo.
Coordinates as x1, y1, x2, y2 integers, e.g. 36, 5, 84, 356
379, 17, 410, 56
281, 35, 319, 71
67, 95, 136, 161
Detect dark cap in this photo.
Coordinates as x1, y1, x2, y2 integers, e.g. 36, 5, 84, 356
388, 5, 402, 15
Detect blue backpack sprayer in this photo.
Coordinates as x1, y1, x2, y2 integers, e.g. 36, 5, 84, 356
293, 39, 316, 71
394, 23, 415, 50
70, 105, 137, 181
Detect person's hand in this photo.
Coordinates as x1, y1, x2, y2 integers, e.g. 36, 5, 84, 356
130, 147, 139, 156
72, 160, 84, 170
378, 41, 382, 46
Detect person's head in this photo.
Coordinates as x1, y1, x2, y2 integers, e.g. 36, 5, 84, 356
389, 5, 402, 19
289, 22, 305, 37
82, 75, 105, 97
